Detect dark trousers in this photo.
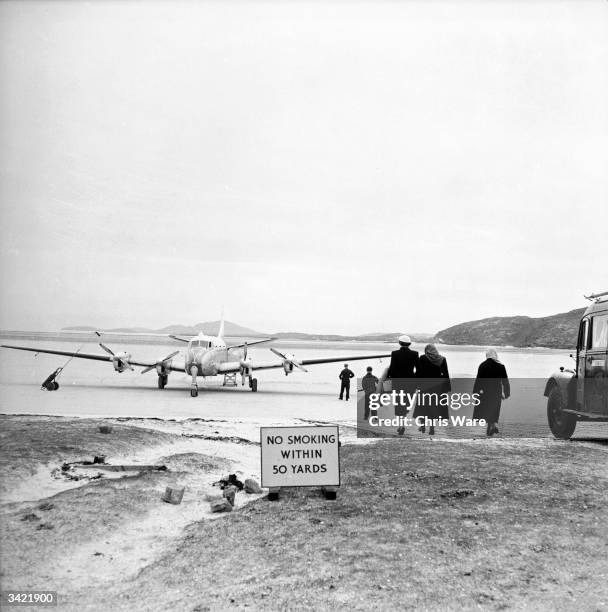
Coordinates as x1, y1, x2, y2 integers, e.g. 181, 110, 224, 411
340, 381, 350, 400
364, 392, 372, 419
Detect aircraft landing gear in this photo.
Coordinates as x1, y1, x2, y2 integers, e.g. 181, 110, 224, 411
249, 378, 258, 392
158, 374, 168, 389
190, 365, 198, 398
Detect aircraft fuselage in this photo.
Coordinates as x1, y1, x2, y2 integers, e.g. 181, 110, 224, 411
184, 337, 243, 377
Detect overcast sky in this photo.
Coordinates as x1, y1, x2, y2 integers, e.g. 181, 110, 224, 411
1, 0, 606, 334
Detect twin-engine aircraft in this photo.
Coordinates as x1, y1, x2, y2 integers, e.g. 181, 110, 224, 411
1, 319, 390, 397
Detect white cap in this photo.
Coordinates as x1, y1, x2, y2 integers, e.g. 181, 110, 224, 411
398, 334, 411, 345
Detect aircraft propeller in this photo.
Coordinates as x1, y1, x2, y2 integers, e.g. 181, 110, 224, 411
270, 347, 308, 373
240, 342, 254, 385
98, 343, 134, 372
141, 351, 180, 375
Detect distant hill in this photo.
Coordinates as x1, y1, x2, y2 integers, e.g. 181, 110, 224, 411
271, 331, 434, 342
61, 323, 432, 343
356, 332, 435, 343
157, 321, 267, 337
63, 320, 268, 337
434, 308, 585, 349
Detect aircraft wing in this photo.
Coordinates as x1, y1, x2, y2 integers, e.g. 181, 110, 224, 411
217, 352, 390, 373
0, 344, 184, 372
227, 338, 275, 349
94, 331, 275, 346
94, 331, 192, 343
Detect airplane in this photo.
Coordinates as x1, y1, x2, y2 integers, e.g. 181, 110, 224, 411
1, 319, 391, 397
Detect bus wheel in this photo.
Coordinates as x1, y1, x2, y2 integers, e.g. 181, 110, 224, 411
547, 386, 577, 439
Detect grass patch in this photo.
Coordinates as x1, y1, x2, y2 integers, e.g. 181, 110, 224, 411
105, 439, 608, 611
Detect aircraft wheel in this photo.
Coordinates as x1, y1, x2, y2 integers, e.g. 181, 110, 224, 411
251, 378, 258, 392
158, 375, 167, 389
54, 382, 59, 390
547, 386, 576, 439
190, 387, 198, 398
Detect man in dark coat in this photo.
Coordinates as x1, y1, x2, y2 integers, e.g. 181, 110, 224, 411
339, 363, 355, 400
361, 366, 379, 420
387, 335, 420, 379
386, 335, 419, 434
473, 349, 510, 436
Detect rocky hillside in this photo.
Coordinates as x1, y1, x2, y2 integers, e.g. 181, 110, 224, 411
434, 308, 585, 349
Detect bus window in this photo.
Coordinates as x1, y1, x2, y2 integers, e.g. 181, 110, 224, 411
579, 319, 590, 351
591, 314, 608, 349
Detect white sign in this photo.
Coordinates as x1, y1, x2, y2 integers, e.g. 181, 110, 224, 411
260, 426, 340, 488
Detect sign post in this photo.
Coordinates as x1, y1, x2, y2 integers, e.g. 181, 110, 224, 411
260, 425, 340, 500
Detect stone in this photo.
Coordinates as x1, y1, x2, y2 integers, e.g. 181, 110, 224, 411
210, 499, 233, 513
223, 485, 237, 506
162, 486, 185, 505
203, 493, 223, 502
244, 479, 263, 494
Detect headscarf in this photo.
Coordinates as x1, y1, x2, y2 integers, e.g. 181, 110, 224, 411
424, 344, 444, 367
486, 348, 502, 364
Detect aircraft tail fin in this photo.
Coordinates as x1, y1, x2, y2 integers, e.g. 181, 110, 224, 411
218, 309, 225, 339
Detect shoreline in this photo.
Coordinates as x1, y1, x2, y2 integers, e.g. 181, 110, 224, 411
0, 330, 573, 352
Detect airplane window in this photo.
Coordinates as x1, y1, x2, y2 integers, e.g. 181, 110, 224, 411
591, 314, 608, 349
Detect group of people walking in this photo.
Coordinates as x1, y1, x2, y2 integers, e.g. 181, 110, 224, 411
348, 335, 510, 437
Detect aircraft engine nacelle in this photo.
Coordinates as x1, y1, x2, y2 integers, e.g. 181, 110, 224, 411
270, 347, 308, 376
283, 361, 294, 375
112, 352, 132, 373
155, 359, 173, 376
282, 354, 297, 375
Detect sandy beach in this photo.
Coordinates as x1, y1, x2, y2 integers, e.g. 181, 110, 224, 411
1, 339, 607, 609
1, 414, 607, 611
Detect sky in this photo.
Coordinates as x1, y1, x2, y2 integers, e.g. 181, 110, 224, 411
0, 0, 607, 335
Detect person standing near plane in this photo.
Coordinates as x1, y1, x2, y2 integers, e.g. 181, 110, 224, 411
384, 335, 419, 434
339, 363, 355, 400
361, 366, 379, 420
